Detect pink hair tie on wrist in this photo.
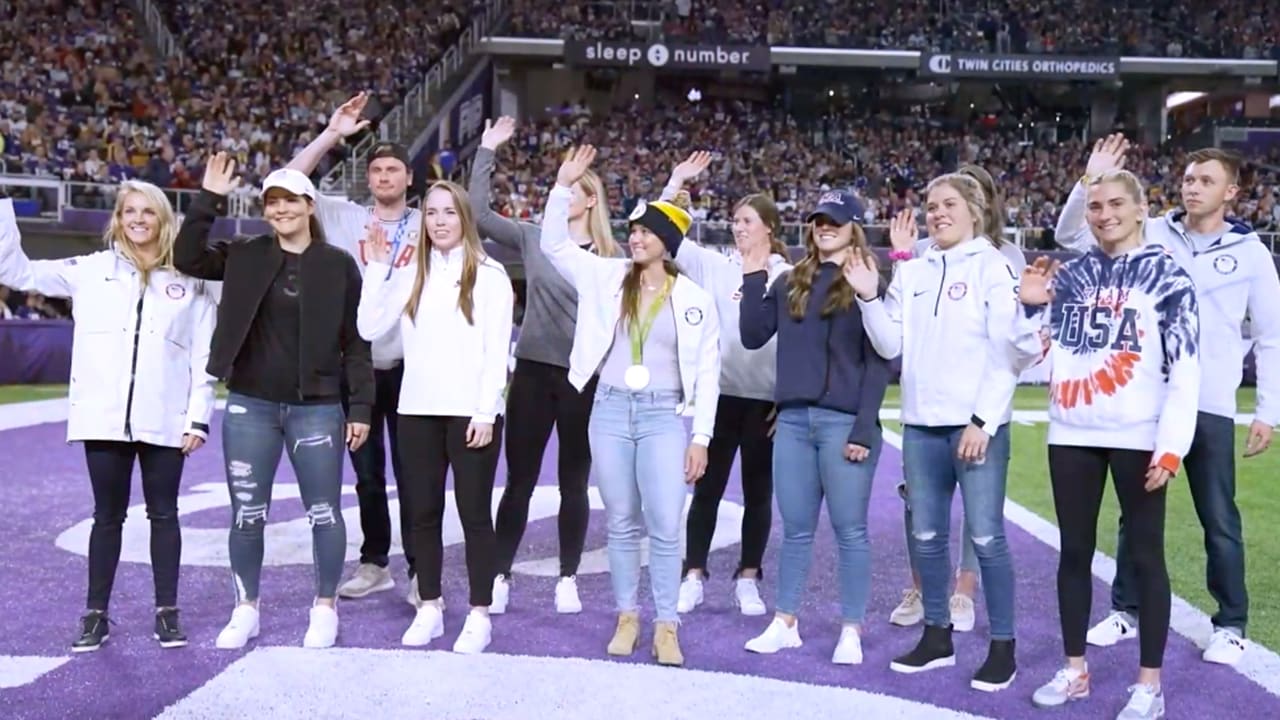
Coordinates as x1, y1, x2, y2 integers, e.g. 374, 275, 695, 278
888, 249, 913, 261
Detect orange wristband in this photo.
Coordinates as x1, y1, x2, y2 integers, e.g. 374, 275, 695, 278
1154, 453, 1180, 474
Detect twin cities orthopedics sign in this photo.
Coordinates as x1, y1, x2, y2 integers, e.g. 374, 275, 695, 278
920, 53, 1120, 81
564, 40, 771, 72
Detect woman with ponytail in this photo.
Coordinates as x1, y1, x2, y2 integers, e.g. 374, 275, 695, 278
1, 180, 217, 652
737, 189, 891, 666
469, 117, 622, 616
175, 154, 374, 651
655, 152, 792, 617
358, 180, 515, 655
538, 145, 720, 667
883, 163, 1024, 633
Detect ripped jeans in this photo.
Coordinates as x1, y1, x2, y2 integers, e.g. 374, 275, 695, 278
902, 423, 1015, 639
222, 393, 347, 603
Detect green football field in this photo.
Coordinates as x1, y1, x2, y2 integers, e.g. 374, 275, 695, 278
3, 383, 1276, 650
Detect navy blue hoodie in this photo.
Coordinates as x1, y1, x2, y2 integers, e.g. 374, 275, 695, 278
740, 263, 890, 447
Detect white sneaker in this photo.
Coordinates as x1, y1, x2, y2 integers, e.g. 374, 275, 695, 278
889, 588, 923, 626
405, 575, 423, 608
744, 617, 803, 654
338, 563, 394, 599
831, 626, 863, 665
677, 574, 704, 614
950, 594, 975, 632
1116, 683, 1165, 720
452, 610, 492, 654
1087, 611, 1138, 647
555, 576, 582, 614
1202, 628, 1247, 666
491, 575, 510, 615
303, 605, 339, 648
1031, 665, 1091, 708
214, 605, 260, 650
401, 604, 444, 647
733, 578, 768, 616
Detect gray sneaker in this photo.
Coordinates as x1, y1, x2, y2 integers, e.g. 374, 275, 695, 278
1116, 684, 1164, 720
1031, 666, 1090, 708
337, 563, 394, 599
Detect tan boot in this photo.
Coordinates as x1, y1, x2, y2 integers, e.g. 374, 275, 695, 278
652, 621, 684, 666
607, 611, 640, 656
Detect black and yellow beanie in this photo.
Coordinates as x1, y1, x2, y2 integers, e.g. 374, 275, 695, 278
628, 198, 692, 248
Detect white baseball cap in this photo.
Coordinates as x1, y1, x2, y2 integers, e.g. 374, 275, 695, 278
261, 168, 317, 200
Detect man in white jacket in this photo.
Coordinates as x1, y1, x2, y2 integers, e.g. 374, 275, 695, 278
1054, 137, 1280, 667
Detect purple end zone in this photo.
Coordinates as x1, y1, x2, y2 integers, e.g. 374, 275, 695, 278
0, 412, 1276, 719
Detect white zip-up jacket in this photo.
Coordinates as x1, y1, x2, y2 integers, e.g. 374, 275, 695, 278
540, 184, 722, 446
357, 245, 514, 423
0, 199, 217, 447
859, 236, 1028, 433
671, 241, 790, 402
1056, 182, 1280, 425
1010, 242, 1201, 471
315, 194, 422, 370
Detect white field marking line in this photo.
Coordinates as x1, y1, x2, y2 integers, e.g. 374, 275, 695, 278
879, 407, 1259, 426
881, 426, 1280, 698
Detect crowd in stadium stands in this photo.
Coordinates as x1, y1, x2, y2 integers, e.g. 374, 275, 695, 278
0, 0, 1275, 243
0, 285, 70, 320
510, 0, 1280, 60
0, 0, 480, 205
482, 99, 1280, 239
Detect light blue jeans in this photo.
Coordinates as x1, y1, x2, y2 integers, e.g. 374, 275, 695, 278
588, 384, 689, 623
902, 423, 1015, 639
774, 406, 882, 623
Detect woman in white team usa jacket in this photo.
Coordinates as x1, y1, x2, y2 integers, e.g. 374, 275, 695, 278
1018, 169, 1199, 720
358, 180, 514, 656
541, 146, 720, 667
658, 151, 793, 617
0, 183, 216, 653
882, 163, 1022, 632
849, 172, 1030, 692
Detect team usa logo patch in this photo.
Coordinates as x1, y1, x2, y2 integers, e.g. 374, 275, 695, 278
165, 283, 186, 300
684, 307, 704, 325
1213, 254, 1238, 275
947, 281, 968, 300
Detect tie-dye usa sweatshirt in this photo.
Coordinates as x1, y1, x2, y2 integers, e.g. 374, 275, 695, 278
1012, 243, 1201, 473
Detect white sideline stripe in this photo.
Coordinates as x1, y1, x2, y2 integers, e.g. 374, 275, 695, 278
881, 427, 1280, 698
879, 407, 1259, 426
0, 654, 70, 689
155, 647, 996, 720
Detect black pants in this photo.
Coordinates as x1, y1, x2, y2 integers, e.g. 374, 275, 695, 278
494, 360, 595, 577
83, 440, 185, 611
1049, 444, 1170, 668
684, 395, 774, 577
1112, 411, 1246, 632
398, 415, 504, 607
345, 364, 413, 573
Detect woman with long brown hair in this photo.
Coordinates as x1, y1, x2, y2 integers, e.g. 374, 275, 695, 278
538, 146, 720, 667
737, 189, 891, 665
469, 117, 622, 616
655, 151, 792, 617
357, 180, 515, 655
1, 180, 217, 652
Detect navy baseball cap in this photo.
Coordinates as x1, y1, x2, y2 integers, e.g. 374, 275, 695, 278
367, 142, 411, 169
805, 190, 865, 226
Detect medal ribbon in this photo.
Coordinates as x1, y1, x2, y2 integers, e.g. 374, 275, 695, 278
629, 275, 674, 364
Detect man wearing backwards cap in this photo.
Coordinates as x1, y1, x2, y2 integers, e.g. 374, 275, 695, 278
287, 92, 424, 605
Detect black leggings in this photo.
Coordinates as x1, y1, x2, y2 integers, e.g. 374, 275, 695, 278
83, 440, 186, 611
1049, 444, 1170, 668
494, 360, 595, 578
684, 395, 774, 577
399, 415, 504, 607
